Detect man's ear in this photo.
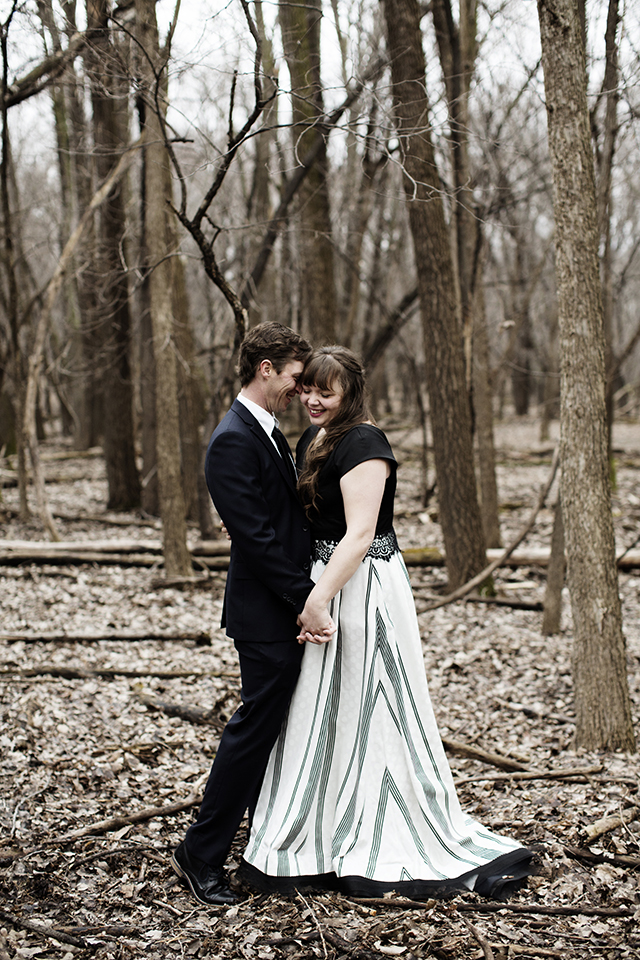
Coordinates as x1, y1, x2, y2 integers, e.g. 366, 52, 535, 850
259, 359, 273, 378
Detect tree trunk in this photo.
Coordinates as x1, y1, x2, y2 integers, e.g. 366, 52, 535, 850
86, 0, 141, 511
382, 0, 486, 589
593, 0, 620, 463
473, 273, 501, 548
279, 0, 336, 343
135, 0, 191, 577
542, 495, 565, 636
537, 0, 634, 751
171, 251, 202, 523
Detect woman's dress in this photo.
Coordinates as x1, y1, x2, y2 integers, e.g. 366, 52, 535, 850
240, 424, 532, 898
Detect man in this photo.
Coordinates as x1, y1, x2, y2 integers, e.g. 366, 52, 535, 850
172, 322, 334, 905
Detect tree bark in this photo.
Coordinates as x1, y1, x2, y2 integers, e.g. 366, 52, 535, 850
135, 0, 191, 577
542, 494, 565, 636
382, 0, 486, 589
279, 0, 336, 343
473, 272, 501, 547
86, 0, 141, 510
537, 0, 634, 751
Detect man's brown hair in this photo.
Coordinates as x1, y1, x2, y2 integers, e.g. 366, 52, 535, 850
237, 322, 313, 386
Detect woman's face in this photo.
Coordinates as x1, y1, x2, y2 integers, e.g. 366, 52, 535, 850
300, 381, 344, 428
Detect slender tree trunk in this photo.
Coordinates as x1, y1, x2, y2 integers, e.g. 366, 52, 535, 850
542, 495, 565, 636
136, 95, 159, 517
85, 0, 140, 510
1, 17, 29, 519
473, 274, 501, 547
279, 0, 336, 343
171, 251, 202, 522
593, 0, 620, 461
135, 0, 191, 576
382, 0, 486, 589
537, 0, 634, 751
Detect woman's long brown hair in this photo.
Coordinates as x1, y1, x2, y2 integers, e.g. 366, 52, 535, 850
297, 346, 373, 516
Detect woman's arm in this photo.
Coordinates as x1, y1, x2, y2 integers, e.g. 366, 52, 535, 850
297, 457, 390, 643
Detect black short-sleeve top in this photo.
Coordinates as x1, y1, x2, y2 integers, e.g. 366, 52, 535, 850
296, 424, 397, 541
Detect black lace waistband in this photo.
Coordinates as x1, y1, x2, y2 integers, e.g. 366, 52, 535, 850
312, 529, 399, 564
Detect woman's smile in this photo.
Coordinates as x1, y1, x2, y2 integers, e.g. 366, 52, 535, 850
301, 383, 344, 426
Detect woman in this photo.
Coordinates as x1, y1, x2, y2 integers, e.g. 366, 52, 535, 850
239, 346, 532, 899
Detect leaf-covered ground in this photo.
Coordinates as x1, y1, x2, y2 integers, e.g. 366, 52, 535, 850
1, 418, 639, 959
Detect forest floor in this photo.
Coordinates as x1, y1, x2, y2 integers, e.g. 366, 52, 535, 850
1, 415, 639, 960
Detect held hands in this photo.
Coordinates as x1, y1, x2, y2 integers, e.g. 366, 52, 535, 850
296, 594, 336, 645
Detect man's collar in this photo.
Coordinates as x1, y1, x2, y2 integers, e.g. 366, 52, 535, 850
237, 393, 277, 436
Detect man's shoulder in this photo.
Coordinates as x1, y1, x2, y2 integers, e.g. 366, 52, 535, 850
212, 401, 253, 437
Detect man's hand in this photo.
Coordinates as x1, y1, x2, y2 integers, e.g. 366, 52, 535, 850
296, 598, 335, 645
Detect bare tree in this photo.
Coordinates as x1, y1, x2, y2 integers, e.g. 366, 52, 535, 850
279, 0, 336, 343
135, 0, 191, 577
86, 0, 141, 510
382, 0, 486, 589
537, 0, 635, 751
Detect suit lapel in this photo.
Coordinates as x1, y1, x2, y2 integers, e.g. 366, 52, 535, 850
231, 399, 297, 493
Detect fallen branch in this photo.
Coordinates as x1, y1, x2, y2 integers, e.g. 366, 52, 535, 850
483, 948, 563, 958
0, 630, 213, 644
422, 447, 560, 611
71, 844, 167, 868
51, 793, 202, 844
583, 805, 639, 843
454, 764, 602, 785
493, 697, 574, 725
463, 594, 542, 612
351, 898, 633, 918
53, 511, 161, 528
459, 914, 494, 960
442, 738, 529, 772
564, 843, 640, 870
0, 908, 85, 948
0, 665, 238, 680
133, 691, 226, 725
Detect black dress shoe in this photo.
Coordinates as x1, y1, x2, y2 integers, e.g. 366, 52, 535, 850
171, 841, 238, 906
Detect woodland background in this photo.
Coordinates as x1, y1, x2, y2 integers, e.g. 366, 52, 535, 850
1, 0, 640, 957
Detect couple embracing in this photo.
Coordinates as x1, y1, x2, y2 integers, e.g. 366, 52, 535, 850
172, 322, 532, 905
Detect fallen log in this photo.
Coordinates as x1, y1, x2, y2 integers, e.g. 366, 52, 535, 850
0, 665, 239, 680
0, 630, 213, 644
3, 537, 640, 569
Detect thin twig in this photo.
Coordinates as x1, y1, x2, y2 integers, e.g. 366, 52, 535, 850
459, 914, 495, 960
0, 908, 85, 948
296, 891, 328, 959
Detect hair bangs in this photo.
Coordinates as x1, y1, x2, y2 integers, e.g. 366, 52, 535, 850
301, 353, 345, 392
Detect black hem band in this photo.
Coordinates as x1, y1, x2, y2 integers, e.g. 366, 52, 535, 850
237, 848, 534, 901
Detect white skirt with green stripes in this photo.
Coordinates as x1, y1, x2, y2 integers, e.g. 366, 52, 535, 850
242, 539, 531, 897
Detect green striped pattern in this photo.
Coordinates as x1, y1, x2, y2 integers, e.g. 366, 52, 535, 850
245, 553, 523, 884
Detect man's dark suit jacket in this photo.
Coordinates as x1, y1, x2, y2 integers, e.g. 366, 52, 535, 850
205, 399, 314, 643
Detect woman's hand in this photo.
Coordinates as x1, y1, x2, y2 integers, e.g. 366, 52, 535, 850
296, 600, 335, 644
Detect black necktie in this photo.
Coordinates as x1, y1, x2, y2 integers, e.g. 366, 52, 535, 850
272, 426, 297, 484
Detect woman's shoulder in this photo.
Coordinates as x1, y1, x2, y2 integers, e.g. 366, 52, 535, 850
333, 423, 396, 468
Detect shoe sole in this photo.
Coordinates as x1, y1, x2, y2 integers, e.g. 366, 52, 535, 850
170, 853, 237, 907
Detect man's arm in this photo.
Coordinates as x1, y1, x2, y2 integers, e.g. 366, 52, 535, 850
207, 428, 333, 636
